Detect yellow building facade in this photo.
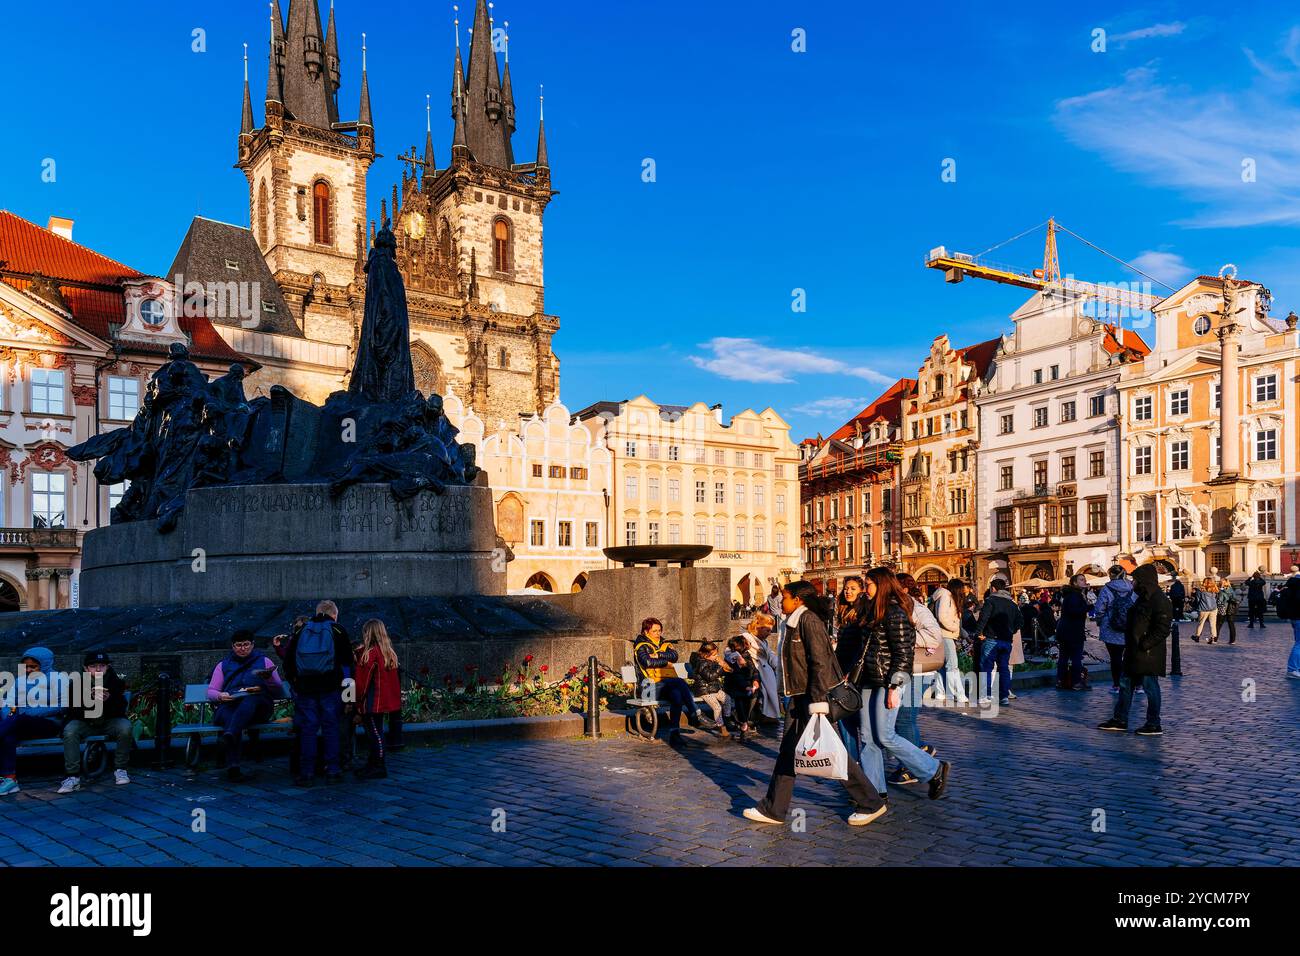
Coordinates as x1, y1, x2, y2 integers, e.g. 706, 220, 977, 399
576, 397, 803, 604
1118, 274, 1300, 579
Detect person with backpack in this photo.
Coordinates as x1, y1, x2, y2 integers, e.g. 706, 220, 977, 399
1091, 566, 1135, 693
58, 652, 133, 794
354, 619, 401, 779
283, 600, 354, 786
207, 630, 284, 782
1277, 566, 1300, 679
1098, 564, 1171, 736
1246, 572, 1268, 629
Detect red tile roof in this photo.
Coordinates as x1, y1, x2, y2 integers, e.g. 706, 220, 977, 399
956, 336, 1001, 379
0, 210, 251, 367
828, 378, 914, 442
1100, 323, 1150, 357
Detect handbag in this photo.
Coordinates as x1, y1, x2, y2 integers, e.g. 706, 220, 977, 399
826, 643, 869, 722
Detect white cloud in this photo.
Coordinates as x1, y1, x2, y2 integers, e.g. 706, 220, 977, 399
1054, 60, 1300, 228
687, 337, 893, 385
1111, 22, 1185, 46
790, 396, 871, 417
1129, 249, 1192, 286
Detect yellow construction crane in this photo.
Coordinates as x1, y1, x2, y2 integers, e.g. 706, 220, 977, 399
925, 218, 1169, 317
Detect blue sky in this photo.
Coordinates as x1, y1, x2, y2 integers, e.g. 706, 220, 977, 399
4, 0, 1299, 440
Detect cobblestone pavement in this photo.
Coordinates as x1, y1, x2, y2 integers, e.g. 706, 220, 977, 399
3, 624, 1297, 867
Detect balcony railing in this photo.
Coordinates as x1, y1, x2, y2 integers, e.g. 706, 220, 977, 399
0, 527, 78, 549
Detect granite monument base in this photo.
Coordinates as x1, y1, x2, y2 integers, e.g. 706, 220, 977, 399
552, 566, 732, 647
79, 482, 503, 608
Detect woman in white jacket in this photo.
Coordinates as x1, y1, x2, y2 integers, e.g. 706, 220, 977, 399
929, 578, 971, 704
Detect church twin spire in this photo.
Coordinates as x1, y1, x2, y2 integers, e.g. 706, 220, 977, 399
245, 0, 545, 171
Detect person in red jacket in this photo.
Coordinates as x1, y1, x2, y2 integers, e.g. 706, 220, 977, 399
354, 619, 401, 779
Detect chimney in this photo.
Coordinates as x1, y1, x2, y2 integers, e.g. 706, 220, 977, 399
711, 403, 723, 425
47, 217, 74, 240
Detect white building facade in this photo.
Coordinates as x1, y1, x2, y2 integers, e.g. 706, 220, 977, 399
973, 292, 1149, 591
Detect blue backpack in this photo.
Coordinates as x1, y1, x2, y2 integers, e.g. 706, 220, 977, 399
1107, 591, 1135, 632
295, 620, 336, 677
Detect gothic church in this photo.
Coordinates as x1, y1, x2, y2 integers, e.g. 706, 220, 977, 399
170, 0, 559, 425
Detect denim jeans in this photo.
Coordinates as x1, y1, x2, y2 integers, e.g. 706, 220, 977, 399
0, 713, 62, 776
652, 677, 697, 728
858, 686, 940, 794
214, 695, 273, 768
295, 691, 341, 777
1289, 621, 1300, 673
896, 677, 922, 748
1113, 675, 1161, 726
981, 639, 1013, 702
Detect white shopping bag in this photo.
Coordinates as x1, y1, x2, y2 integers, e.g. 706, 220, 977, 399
793, 713, 848, 781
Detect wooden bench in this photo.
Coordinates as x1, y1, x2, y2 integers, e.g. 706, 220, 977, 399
16, 691, 134, 780
174, 682, 295, 769
621, 664, 717, 739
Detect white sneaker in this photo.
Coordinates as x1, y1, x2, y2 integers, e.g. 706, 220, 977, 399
743, 807, 783, 825
978, 696, 994, 707
57, 776, 81, 794
114, 769, 130, 786
848, 806, 888, 827
1287, 670, 1300, 679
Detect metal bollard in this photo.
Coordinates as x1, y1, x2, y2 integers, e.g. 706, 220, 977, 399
154, 672, 172, 769
584, 656, 600, 738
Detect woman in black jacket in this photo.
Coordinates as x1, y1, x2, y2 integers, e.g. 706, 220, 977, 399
1055, 576, 1090, 690
745, 581, 887, 827
855, 567, 950, 801
834, 577, 868, 760
723, 636, 761, 737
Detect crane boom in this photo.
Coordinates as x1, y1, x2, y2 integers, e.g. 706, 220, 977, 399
925, 218, 1165, 313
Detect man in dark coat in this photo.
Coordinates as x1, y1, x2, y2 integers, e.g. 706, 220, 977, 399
1168, 576, 1187, 623
1098, 564, 1170, 735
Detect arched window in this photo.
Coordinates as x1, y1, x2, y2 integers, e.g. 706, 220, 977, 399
493, 218, 511, 272
499, 347, 509, 369
257, 180, 269, 249
312, 181, 332, 245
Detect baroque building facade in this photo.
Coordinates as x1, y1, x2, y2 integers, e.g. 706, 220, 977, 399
444, 397, 611, 594
897, 335, 998, 588
973, 291, 1149, 592
798, 379, 909, 597
173, 0, 559, 425
575, 397, 803, 604
1117, 274, 1300, 579
0, 211, 251, 611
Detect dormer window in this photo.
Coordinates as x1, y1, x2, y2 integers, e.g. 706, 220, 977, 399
224, 258, 240, 271
140, 299, 166, 327
262, 300, 278, 314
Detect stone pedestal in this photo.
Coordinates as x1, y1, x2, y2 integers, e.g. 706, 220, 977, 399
563, 566, 731, 654
79, 483, 504, 608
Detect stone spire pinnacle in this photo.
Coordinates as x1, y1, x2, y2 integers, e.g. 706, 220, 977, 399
535, 84, 548, 169
451, 18, 470, 163
358, 32, 373, 129
461, 0, 511, 168
325, 0, 341, 126
241, 43, 256, 135
423, 93, 437, 185
500, 18, 516, 164
266, 0, 285, 104
280, 0, 332, 128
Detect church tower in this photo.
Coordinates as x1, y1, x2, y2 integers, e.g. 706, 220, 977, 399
237, 0, 374, 349
387, 0, 560, 421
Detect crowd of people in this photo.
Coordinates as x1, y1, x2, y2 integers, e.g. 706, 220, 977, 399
633, 560, 1300, 828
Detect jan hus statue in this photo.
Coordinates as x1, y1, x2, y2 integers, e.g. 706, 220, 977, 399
349, 224, 415, 403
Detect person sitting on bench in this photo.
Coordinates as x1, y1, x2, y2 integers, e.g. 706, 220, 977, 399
0, 646, 65, 797
59, 652, 132, 794
207, 630, 284, 782
633, 617, 700, 742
